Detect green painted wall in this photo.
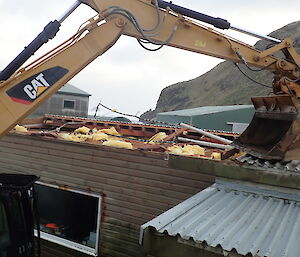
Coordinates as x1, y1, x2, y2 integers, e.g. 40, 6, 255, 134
156, 115, 192, 126
193, 108, 255, 131
156, 108, 255, 131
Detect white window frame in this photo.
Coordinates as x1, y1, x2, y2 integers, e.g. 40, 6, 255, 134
34, 181, 101, 256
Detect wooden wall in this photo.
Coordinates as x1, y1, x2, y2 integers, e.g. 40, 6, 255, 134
0, 134, 215, 257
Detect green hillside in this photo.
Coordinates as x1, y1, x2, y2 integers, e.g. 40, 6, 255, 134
141, 21, 300, 120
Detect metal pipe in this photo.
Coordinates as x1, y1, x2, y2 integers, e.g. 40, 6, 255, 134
157, 0, 230, 29
57, 1, 81, 23
157, 0, 281, 43
178, 137, 233, 150
230, 24, 281, 43
180, 123, 233, 145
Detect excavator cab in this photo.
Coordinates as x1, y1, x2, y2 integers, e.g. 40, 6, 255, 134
0, 174, 39, 257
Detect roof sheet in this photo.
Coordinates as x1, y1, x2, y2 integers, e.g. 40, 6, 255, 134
157, 105, 253, 117
141, 180, 300, 257
58, 83, 91, 96
237, 155, 300, 173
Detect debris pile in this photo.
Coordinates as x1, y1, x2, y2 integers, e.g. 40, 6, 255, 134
14, 125, 28, 132
167, 144, 205, 156
13, 118, 234, 160
148, 132, 167, 143
167, 144, 221, 160
57, 126, 134, 149
61, 126, 224, 159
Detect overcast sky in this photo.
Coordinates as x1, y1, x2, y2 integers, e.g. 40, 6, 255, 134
1, 0, 300, 117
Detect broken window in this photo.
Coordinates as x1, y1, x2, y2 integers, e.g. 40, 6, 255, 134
63, 99, 75, 109
34, 183, 101, 256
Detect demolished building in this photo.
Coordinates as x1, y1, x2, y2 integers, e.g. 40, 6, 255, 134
1, 115, 300, 257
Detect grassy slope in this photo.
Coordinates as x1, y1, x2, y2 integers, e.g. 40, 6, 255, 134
141, 21, 300, 119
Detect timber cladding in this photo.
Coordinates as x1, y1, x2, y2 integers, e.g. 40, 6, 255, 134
0, 133, 215, 257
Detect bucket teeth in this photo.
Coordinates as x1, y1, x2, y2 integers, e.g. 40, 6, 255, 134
232, 95, 300, 161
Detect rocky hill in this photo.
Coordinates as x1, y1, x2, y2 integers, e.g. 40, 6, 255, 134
141, 21, 300, 120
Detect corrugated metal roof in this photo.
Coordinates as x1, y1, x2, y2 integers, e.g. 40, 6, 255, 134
237, 155, 300, 173
141, 180, 300, 257
58, 83, 91, 96
157, 105, 253, 117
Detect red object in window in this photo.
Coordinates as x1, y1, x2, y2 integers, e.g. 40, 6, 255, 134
45, 223, 60, 229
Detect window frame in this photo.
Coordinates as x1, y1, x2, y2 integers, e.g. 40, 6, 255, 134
63, 99, 76, 109
34, 181, 102, 256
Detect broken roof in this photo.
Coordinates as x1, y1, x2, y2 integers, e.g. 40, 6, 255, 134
16, 114, 238, 159
14, 115, 300, 177
140, 179, 300, 257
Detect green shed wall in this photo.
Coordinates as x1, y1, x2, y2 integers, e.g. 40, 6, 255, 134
157, 108, 254, 131
156, 114, 191, 126
193, 108, 255, 131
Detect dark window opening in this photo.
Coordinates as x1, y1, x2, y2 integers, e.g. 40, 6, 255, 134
35, 184, 100, 254
63, 100, 75, 109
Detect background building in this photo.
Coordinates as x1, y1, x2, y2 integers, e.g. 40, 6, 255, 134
32, 84, 91, 117
156, 105, 255, 132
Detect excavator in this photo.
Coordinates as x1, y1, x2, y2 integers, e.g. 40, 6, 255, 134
0, 0, 299, 256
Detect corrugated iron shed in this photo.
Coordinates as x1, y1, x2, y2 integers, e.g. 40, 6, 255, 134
141, 180, 300, 257
156, 105, 254, 132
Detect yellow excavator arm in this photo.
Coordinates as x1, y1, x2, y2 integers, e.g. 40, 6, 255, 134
0, 0, 300, 160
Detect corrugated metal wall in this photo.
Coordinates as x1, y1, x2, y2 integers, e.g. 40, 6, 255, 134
157, 108, 255, 132
32, 94, 89, 117
0, 134, 215, 257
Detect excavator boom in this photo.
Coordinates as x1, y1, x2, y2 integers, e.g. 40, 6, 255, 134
1, 0, 300, 160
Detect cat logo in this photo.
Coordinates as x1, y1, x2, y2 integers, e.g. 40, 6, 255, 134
6, 67, 69, 105
23, 73, 50, 100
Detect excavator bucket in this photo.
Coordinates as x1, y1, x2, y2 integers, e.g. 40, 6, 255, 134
232, 95, 300, 161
